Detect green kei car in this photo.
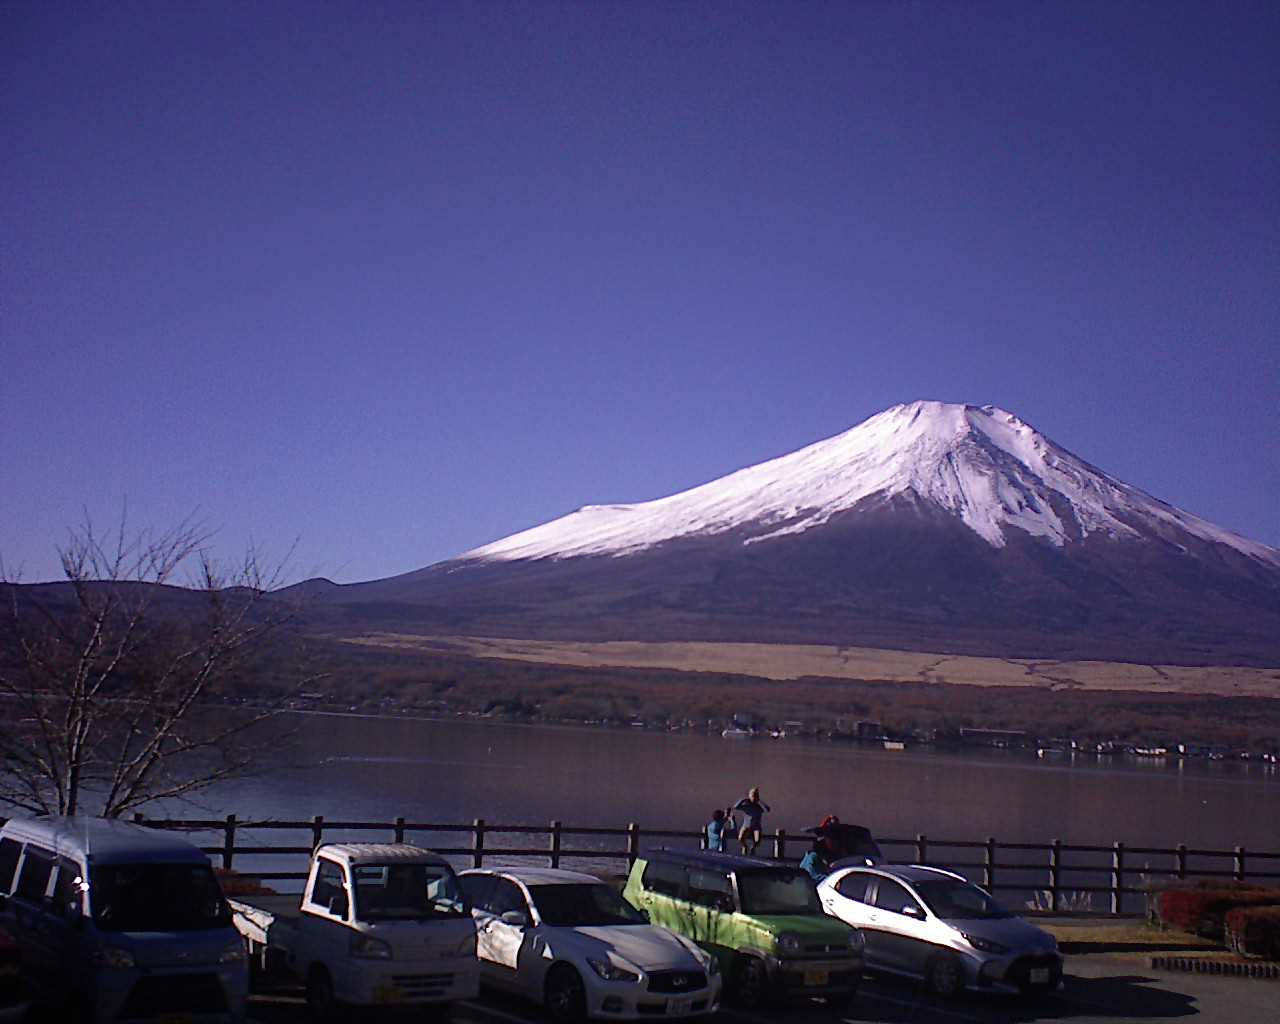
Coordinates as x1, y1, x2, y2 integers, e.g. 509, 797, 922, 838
623, 850, 864, 1008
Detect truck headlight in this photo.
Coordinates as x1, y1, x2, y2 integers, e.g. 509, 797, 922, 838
219, 939, 247, 964
350, 935, 393, 960
90, 946, 136, 969
587, 957, 640, 983
776, 932, 802, 956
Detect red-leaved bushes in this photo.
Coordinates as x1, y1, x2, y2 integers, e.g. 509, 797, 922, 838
214, 867, 276, 897
1225, 906, 1280, 960
1155, 884, 1280, 939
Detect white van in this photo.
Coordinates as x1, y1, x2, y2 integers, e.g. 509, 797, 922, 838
0, 816, 248, 1023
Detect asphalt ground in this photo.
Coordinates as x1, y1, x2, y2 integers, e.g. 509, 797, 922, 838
244, 953, 1279, 1024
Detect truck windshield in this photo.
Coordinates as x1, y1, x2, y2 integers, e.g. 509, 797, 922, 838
353, 863, 469, 922
737, 870, 822, 916
90, 864, 232, 932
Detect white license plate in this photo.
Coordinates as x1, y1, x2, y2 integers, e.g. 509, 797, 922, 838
803, 968, 829, 987
667, 995, 694, 1015
1029, 967, 1051, 985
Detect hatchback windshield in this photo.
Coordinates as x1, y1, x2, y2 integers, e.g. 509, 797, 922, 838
913, 879, 1012, 920
737, 870, 822, 916
530, 884, 647, 927
90, 864, 231, 932
353, 863, 469, 922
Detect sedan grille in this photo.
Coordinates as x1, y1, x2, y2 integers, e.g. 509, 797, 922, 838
646, 969, 707, 993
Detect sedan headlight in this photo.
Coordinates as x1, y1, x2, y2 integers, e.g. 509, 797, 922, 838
704, 951, 720, 976
961, 933, 1009, 955
350, 934, 393, 960
587, 957, 641, 983
90, 946, 136, 969
846, 928, 865, 953
776, 932, 803, 956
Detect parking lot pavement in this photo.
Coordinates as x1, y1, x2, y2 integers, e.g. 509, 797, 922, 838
246, 956, 1279, 1024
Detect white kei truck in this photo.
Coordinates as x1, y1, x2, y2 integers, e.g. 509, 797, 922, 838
230, 842, 479, 1018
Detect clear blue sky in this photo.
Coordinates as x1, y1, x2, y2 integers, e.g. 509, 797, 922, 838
3, 1, 1277, 584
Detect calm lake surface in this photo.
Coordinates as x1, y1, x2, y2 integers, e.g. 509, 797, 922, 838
183, 711, 1280, 856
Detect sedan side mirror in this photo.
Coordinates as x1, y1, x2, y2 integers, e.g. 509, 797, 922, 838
500, 910, 528, 928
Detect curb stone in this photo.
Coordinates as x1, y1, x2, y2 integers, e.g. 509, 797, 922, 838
1150, 955, 1279, 980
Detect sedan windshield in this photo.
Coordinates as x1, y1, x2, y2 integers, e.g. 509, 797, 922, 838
913, 879, 1012, 920
90, 864, 231, 932
737, 870, 822, 916
353, 863, 469, 922
529, 884, 648, 927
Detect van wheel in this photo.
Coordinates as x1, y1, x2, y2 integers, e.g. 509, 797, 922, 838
733, 955, 771, 1009
925, 952, 964, 999
306, 965, 344, 1022
544, 964, 587, 1023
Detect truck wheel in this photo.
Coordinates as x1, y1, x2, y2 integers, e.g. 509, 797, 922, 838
544, 964, 587, 1023
306, 965, 344, 1022
732, 955, 771, 1009
925, 952, 964, 999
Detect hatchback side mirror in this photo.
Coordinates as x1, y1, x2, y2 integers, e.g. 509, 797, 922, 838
901, 905, 923, 919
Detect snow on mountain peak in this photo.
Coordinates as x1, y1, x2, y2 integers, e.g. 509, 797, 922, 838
460, 401, 1280, 567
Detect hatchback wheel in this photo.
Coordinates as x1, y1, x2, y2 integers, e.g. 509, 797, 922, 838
733, 955, 771, 1009
925, 953, 964, 999
545, 964, 588, 1023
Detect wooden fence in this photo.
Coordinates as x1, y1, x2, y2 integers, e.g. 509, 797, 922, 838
130, 813, 1280, 916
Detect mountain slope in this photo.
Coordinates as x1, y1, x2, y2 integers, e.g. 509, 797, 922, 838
308, 402, 1280, 665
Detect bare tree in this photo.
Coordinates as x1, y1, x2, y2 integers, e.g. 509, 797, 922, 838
0, 515, 313, 818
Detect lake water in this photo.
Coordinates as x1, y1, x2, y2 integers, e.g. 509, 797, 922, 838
170, 711, 1279, 889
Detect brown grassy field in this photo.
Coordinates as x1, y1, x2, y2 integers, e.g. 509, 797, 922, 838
335, 633, 1280, 698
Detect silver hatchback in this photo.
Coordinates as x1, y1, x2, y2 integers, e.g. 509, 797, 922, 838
816, 864, 1062, 997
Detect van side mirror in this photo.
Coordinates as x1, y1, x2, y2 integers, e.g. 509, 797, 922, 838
500, 910, 528, 928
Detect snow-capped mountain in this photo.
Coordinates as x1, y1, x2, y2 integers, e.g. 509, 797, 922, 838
314, 401, 1280, 665
460, 401, 1279, 568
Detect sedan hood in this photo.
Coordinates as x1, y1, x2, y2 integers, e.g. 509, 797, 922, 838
556, 925, 706, 972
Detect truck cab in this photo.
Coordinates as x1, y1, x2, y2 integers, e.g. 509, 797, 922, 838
232, 842, 478, 1017
0, 815, 249, 1024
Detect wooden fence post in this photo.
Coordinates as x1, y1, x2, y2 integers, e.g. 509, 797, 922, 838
1049, 839, 1061, 913
1234, 846, 1246, 882
1111, 841, 1125, 915
473, 819, 486, 868
394, 817, 405, 844
549, 821, 562, 869
984, 837, 996, 891
223, 814, 237, 871
626, 823, 639, 867
311, 815, 324, 852
916, 834, 928, 864
1175, 844, 1187, 880
774, 829, 787, 861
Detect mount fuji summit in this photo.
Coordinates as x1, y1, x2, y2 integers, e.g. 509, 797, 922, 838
318, 402, 1280, 664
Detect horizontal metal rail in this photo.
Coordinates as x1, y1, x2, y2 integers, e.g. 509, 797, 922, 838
121, 814, 1278, 916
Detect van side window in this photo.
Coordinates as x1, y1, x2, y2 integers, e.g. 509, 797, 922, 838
15, 846, 55, 902
0, 839, 20, 894
687, 868, 734, 911
54, 857, 85, 915
641, 861, 685, 898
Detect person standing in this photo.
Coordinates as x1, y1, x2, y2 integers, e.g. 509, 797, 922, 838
705, 808, 734, 852
734, 787, 771, 855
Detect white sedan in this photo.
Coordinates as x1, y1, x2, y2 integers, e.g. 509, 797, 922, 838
458, 867, 722, 1022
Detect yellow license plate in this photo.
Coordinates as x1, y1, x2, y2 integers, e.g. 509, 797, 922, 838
156, 1014, 192, 1024
803, 968, 829, 987
374, 983, 405, 1005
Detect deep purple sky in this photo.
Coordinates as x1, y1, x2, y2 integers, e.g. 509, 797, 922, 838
3, 2, 1277, 584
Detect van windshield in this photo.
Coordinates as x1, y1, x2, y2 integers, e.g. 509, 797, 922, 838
353, 863, 469, 922
90, 864, 232, 932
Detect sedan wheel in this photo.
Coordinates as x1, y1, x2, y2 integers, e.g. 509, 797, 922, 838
925, 953, 964, 999
544, 964, 588, 1023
